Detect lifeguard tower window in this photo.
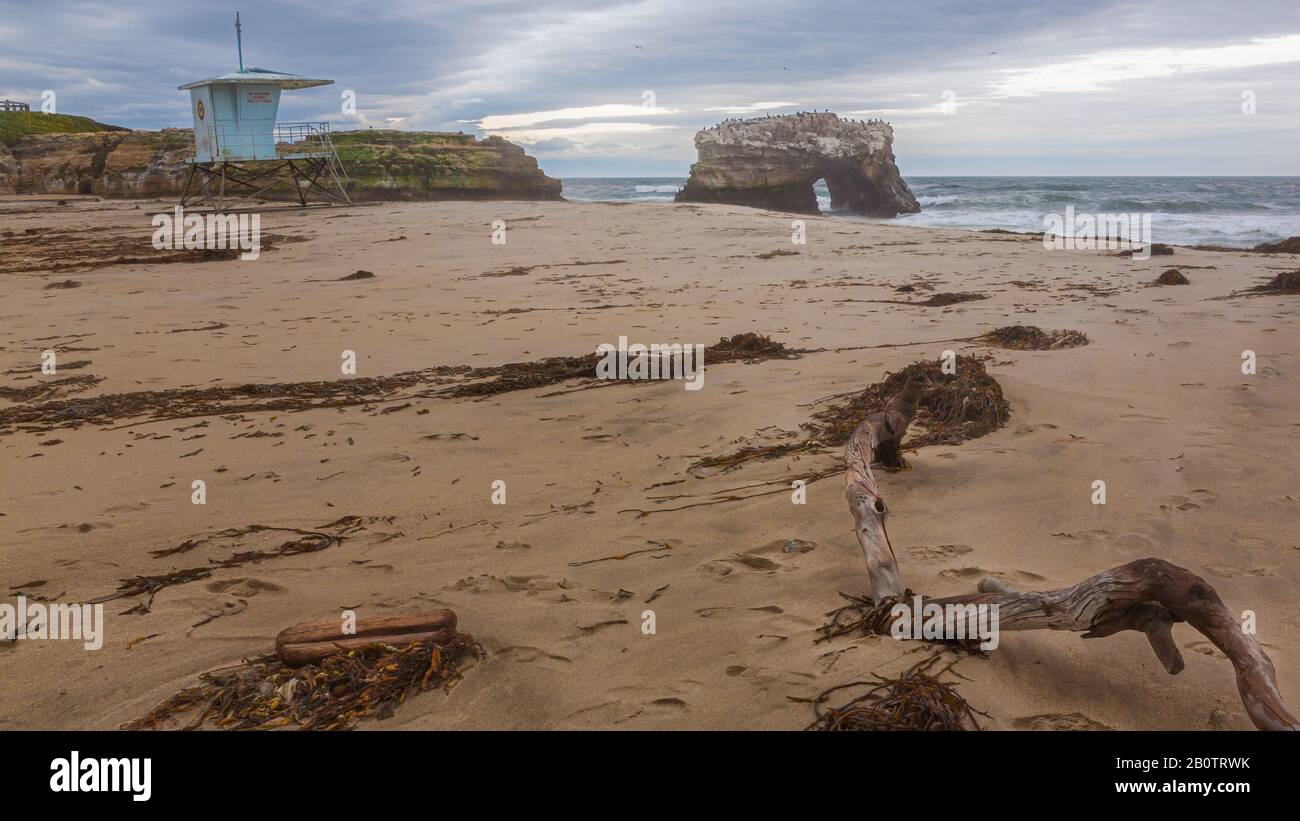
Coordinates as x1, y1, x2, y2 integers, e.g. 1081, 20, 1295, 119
177, 12, 350, 210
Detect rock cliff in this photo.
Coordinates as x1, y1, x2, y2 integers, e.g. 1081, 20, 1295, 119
675, 112, 919, 217
0, 126, 562, 202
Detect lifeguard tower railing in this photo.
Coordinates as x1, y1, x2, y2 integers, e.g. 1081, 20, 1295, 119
179, 120, 351, 209
189, 121, 345, 170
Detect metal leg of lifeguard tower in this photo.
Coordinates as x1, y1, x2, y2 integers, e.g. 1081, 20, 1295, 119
178, 158, 350, 212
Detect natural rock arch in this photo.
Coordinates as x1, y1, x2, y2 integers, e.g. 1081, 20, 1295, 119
676, 112, 920, 217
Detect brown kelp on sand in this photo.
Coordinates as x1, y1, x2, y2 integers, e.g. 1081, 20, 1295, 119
870, 292, 988, 308
448, 331, 800, 398
1247, 270, 1300, 295
0, 332, 800, 434
816, 590, 985, 655
0, 225, 305, 276
977, 325, 1089, 350
695, 355, 1009, 472
805, 655, 983, 731
124, 633, 483, 731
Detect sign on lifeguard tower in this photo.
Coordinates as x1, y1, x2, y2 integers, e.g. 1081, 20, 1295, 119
178, 13, 350, 209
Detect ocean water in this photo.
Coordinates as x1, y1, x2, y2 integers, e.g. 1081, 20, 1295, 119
560, 176, 1300, 248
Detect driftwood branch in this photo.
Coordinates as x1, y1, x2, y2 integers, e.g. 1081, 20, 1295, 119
845, 379, 1297, 730
844, 378, 919, 602
926, 561, 1298, 731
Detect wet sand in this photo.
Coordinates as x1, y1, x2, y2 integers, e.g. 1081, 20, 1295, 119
1, 195, 1297, 730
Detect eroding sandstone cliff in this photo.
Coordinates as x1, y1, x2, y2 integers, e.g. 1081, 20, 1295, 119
0, 128, 562, 202
330, 130, 562, 201
676, 112, 919, 217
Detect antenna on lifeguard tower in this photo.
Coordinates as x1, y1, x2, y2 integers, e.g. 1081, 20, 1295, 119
235, 12, 245, 72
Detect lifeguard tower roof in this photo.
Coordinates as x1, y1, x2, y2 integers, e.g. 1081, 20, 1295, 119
178, 69, 332, 91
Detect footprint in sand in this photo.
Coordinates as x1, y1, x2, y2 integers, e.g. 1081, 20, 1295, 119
1013, 422, 1058, 434
449, 574, 569, 594
1118, 413, 1171, 423
907, 543, 973, 563
496, 645, 572, 665
1201, 564, 1273, 580
202, 577, 287, 597
728, 553, 784, 572
562, 695, 690, 727
700, 560, 734, 577
1013, 712, 1112, 730
941, 565, 1045, 584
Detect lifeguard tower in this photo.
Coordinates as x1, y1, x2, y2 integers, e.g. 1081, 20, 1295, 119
178, 13, 350, 210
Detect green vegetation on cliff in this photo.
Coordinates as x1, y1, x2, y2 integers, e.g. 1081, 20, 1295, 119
0, 111, 126, 146
330, 129, 559, 199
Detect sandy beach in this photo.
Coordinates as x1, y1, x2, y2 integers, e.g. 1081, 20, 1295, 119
1, 195, 1297, 730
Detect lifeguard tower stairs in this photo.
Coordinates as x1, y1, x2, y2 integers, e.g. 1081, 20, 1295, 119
178, 14, 350, 210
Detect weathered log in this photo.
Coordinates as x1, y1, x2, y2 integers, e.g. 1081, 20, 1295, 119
275, 609, 457, 665
844, 380, 1296, 730
916, 561, 1298, 731
844, 377, 919, 602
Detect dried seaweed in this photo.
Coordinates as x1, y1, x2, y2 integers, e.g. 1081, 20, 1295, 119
0, 367, 469, 433
1153, 268, 1189, 286
0, 225, 304, 276
870, 292, 987, 307
805, 655, 983, 731
1248, 270, 1300, 294
123, 633, 483, 731
448, 332, 801, 398
1112, 243, 1173, 258
977, 325, 1089, 350
0, 332, 800, 433
695, 355, 1009, 471
89, 516, 365, 611
0, 374, 104, 403
816, 589, 985, 655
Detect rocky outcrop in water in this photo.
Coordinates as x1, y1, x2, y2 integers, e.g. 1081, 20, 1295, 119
0, 128, 562, 202
676, 112, 919, 217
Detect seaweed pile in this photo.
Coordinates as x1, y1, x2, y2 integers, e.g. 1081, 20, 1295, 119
977, 325, 1089, 350
447, 352, 600, 398
816, 590, 985, 655
1153, 268, 1189, 286
1248, 270, 1300, 294
696, 355, 1009, 471
124, 633, 483, 731
1113, 243, 1173, 258
806, 655, 983, 731
1250, 237, 1300, 254
448, 332, 800, 398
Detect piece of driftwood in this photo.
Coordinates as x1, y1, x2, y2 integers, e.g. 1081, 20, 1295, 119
844, 377, 919, 602
275, 609, 457, 665
843, 380, 1297, 730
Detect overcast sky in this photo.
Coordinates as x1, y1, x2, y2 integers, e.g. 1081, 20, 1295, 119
2, 0, 1299, 176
